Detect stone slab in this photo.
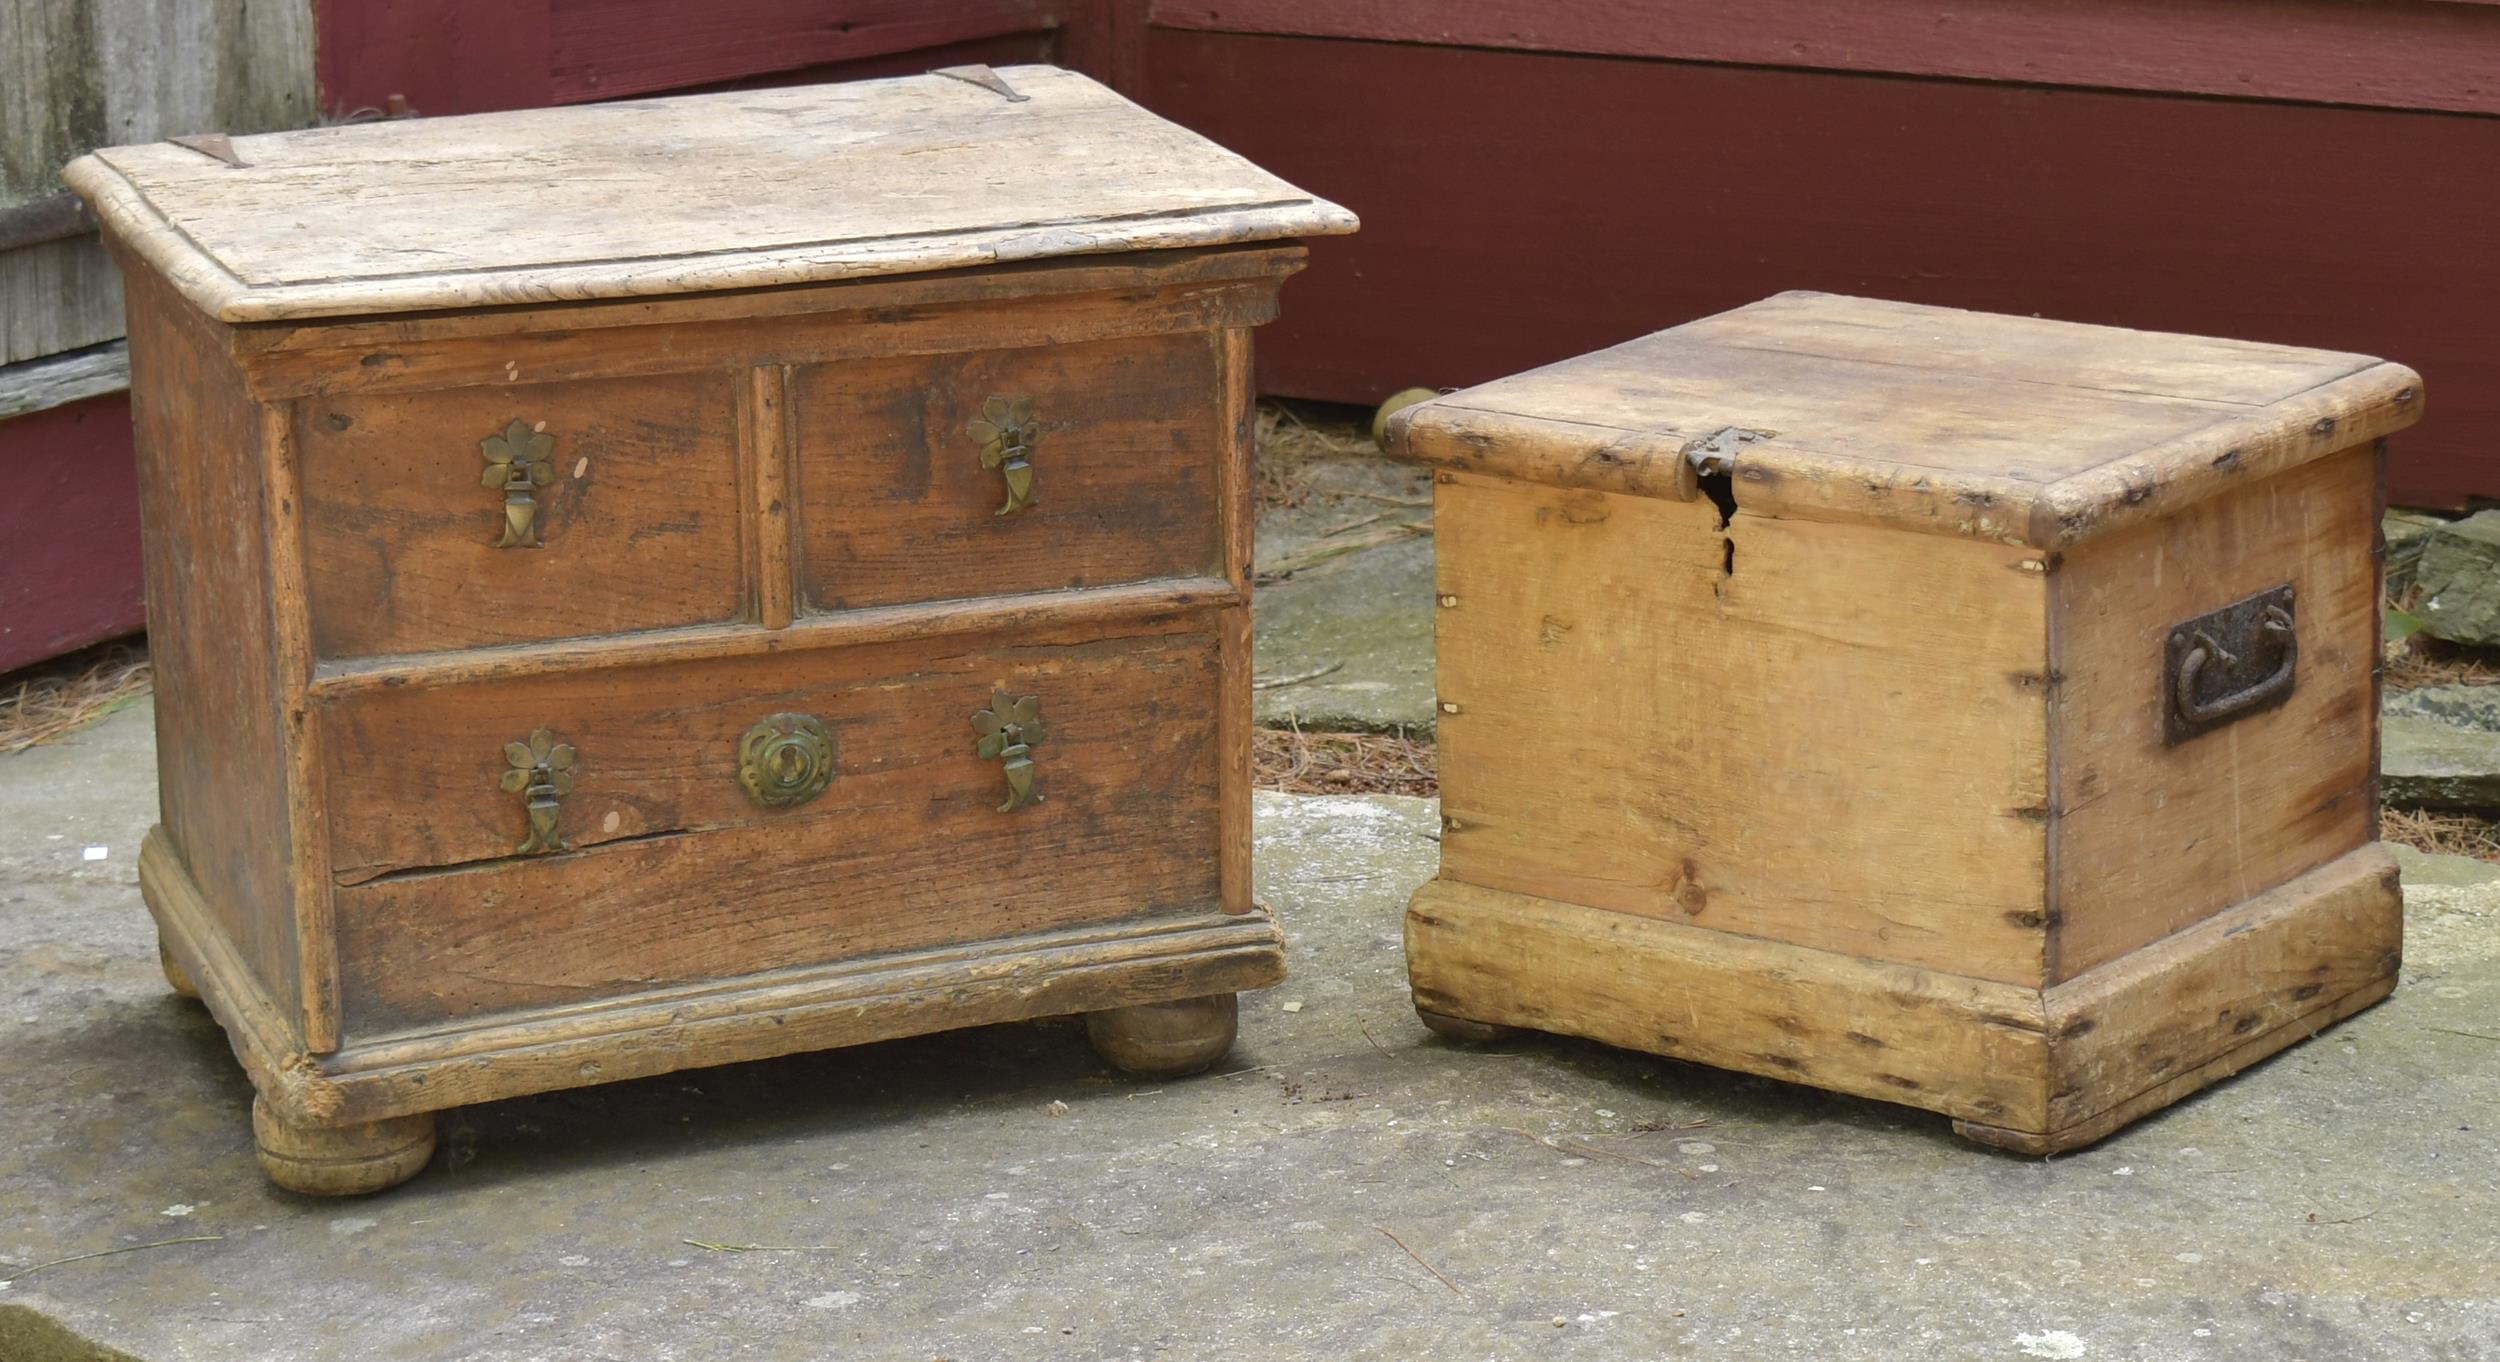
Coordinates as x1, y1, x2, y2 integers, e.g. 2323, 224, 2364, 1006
2413, 509, 2500, 646
2384, 684, 2500, 810
2, 703, 2497, 1360
1252, 455, 1437, 734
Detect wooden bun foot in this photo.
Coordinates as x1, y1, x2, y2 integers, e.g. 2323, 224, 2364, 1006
252, 1096, 437, 1196
1416, 1009, 1518, 1044
1086, 993, 1239, 1077
158, 940, 200, 1000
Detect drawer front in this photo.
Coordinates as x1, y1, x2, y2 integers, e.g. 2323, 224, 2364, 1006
300, 373, 745, 658
792, 331, 1223, 612
321, 627, 1222, 1033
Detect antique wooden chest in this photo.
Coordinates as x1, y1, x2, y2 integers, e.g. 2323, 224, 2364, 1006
67, 66, 1354, 1194
1388, 292, 2421, 1154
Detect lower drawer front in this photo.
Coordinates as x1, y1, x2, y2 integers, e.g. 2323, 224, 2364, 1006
324, 628, 1222, 1034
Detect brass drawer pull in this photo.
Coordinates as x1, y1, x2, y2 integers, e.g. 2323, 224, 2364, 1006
739, 713, 838, 808
967, 397, 1037, 517
480, 418, 556, 548
2164, 584, 2296, 745
499, 727, 576, 853
971, 690, 1045, 812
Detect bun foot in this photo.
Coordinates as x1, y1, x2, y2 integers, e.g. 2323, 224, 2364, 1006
1086, 993, 1238, 1078
158, 940, 200, 1000
1417, 1009, 1517, 1044
252, 1096, 437, 1196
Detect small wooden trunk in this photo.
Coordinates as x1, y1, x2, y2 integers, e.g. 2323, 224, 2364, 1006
1387, 292, 2421, 1154
66, 67, 1354, 1194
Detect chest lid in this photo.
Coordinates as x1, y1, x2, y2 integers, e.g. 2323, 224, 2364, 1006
1386, 292, 2421, 550
64, 65, 1355, 326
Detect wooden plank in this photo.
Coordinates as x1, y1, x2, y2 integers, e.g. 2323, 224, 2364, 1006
327, 629, 1225, 1032
119, 263, 300, 1034
1146, 0, 2500, 118
546, 0, 1059, 103
66, 67, 1355, 324
1216, 327, 1254, 914
1136, 29, 2500, 503
1390, 294, 2421, 548
0, 235, 122, 365
296, 371, 749, 659
2046, 445, 2382, 981
790, 330, 1223, 611
1404, 879, 2056, 1129
0, 390, 144, 673
1432, 471, 2054, 985
0, 339, 124, 420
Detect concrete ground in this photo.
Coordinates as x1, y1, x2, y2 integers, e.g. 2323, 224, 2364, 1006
2, 700, 2497, 1361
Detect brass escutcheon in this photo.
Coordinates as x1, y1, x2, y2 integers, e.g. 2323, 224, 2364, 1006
966, 397, 1037, 517
970, 690, 1045, 812
498, 727, 575, 854
480, 418, 556, 548
738, 713, 838, 809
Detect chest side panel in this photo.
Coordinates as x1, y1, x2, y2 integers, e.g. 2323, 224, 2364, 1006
122, 268, 301, 1024
791, 330, 1223, 612
2047, 443, 2381, 981
1432, 472, 2051, 985
324, 625, 1222, 1034
298, 372, 747, 658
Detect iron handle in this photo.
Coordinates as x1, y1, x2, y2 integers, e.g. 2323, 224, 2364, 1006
480, 418, 556, 548
498, 727, 575, 854
967, 397, 1037, 517
2164, 586, 2297, 744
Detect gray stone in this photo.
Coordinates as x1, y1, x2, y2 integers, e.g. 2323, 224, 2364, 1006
1252, 455, 1437, 734
2383, 684, 2500, 809
2383, 510, 2449, 600
5, 705, 2500, 1360
2412, 508, 2500, 645
2387, 842, 2500, 888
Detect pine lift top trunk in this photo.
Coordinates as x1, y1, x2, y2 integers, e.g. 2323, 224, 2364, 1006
1386, 291, 2420, 1154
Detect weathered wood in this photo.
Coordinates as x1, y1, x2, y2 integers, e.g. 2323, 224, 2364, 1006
792, 330, 1223, 611
2047, 444, 2383, 981
120, 263, 300, 1035
94, 74, 1336, 1185
1084, 993, 1239, 1077
1405, 293, 2412, 1151
296, 371, 747, 658
1431, 470, 2053, 984
4, 0, 314, 361
1388, 292, 2422, 550
1145, 0, 2500, 118
0, 339, 125, 419
65, 67, 1354, 324
0, 390, 144, 673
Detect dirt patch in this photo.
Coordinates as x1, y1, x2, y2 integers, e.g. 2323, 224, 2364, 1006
1254, 399, 1375, 511
2384, 807, 2500, 863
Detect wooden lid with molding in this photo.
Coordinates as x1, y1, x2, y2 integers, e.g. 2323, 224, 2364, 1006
1385, 291, 2421, 550
64, 65, 1356, 326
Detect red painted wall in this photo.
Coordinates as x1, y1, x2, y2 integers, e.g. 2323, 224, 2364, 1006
0, 394, 144, 672
1129, 26, 2500, 506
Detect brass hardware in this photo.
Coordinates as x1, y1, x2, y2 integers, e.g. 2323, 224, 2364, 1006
966, 397, 1037, 517
738, 713, 838, 809
2164, 584, 2297, 745
970, 691, 1045, 812
498, 727, 576, 854
480, 419, 557, 548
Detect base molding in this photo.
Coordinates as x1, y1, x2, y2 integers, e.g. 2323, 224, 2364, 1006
1405, 843, 2401, 1153
141, 825, 1284, 1127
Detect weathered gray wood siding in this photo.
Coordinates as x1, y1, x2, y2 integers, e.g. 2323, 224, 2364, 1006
2, 0, 315, 367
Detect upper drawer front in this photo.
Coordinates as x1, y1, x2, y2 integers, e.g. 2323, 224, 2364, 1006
300, 373, 745, 658
320, 627, 1222, 1033
793, 331, 1223, 612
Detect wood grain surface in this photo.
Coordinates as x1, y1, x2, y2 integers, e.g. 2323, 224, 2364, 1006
794, 330, 1221, 610
2046, 444, 2382, 981
64, 66, 1354, 323
1431, 470, 2053, 985
327, 627, 1223, 1031
298, 371, 747, 658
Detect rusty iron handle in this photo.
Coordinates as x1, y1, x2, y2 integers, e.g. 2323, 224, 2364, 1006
2174, 605, 2296, 728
